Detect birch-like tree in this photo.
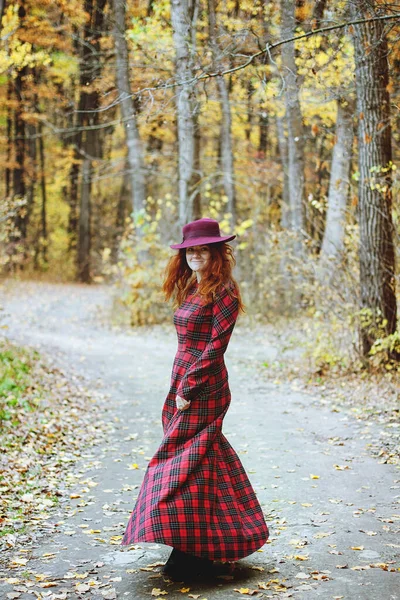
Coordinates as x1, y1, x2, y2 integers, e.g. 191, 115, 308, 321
280, 0, 305, 233
319, 98, 353, 269
207, 0, 237, 228
170, 0, 198, 226
112, 0, 146, 217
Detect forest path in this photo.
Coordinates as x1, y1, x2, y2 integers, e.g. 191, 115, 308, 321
0, 281, 398, 600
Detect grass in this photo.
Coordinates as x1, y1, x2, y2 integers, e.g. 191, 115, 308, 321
0, 345, 40, 424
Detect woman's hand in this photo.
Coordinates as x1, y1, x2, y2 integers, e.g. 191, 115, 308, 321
176, 394, 191, 411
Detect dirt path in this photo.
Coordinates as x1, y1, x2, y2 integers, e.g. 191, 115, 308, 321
0, 281, 399, 600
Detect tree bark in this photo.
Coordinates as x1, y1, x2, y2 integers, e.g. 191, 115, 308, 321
311, 0, 327, 30
112, 0, 146, 217
5, 76, 12, 198
351, 1, 398, 358
38, 121, 47, 264
319, 98, 353, 267
280, 0, 305, 233
0, 0, 6, 28
170, 0, 198, 225
208, 0, 236, 227
69, 0, 107, 282
78, 157, 91, 282
276, 115, 290, 229
12, 6, 29, 252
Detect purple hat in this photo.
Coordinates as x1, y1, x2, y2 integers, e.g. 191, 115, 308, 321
170, 217, 236, 249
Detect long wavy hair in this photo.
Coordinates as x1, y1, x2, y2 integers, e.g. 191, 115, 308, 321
162, 242, 245, 313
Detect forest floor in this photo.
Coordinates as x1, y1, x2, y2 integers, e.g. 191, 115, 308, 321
0, 280, 399, 600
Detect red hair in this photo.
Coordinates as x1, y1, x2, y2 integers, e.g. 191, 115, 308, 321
162, 242, 245, 313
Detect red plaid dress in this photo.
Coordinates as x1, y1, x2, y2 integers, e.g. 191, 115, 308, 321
121, 280, 269, 560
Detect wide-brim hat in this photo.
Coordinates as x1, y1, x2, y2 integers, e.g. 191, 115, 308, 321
170, 217, 236, 249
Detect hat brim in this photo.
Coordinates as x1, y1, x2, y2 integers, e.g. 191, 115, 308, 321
170, 234, 236, 250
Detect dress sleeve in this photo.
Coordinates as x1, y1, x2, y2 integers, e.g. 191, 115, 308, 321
176, 284, 239, 402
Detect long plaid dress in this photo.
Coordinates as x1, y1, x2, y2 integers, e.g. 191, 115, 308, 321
121, 280, 269, 560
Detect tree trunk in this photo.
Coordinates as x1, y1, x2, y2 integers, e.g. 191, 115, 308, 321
6, 76, 12, 197
112, 159, 130, 264
245, 80, 254, 142
78, 158, 91, 282
170, 0, 198, 225
208, 0, 236, 227
319, 98, 353, 268
13, 2, 27, 242
38, 121, 48, 264
311, 0, 327, 29
191, 112, 202, 220
280, 0, 305, 233
0, 0, 6, 27
112, 0, 146, 217
70, 0, 107, 281
276, 115, 290, 229
351, 1, 398, 358
259, 109, 268, 157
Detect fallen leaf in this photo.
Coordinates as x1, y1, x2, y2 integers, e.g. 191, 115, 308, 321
309, 474, 320, 479
370, 562, 388, 570
295, 573, 310, 579
313, 531, 335, 539
151, 589, 168, 597
101, 590, 117, 600
350, 546, 364, 551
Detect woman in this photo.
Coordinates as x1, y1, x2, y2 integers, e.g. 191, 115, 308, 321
121, 217, 269, 580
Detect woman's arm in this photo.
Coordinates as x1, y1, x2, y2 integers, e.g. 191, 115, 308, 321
176, 284, 239, 404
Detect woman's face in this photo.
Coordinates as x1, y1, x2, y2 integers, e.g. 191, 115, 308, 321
186, 245, 211, 275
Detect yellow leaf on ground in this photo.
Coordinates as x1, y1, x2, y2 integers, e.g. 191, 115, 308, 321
370, 563, 388, 570
350, 546, 364, 551
313, 531, 335, 539
309, 474, 320, 479
151, 589, 168, 597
